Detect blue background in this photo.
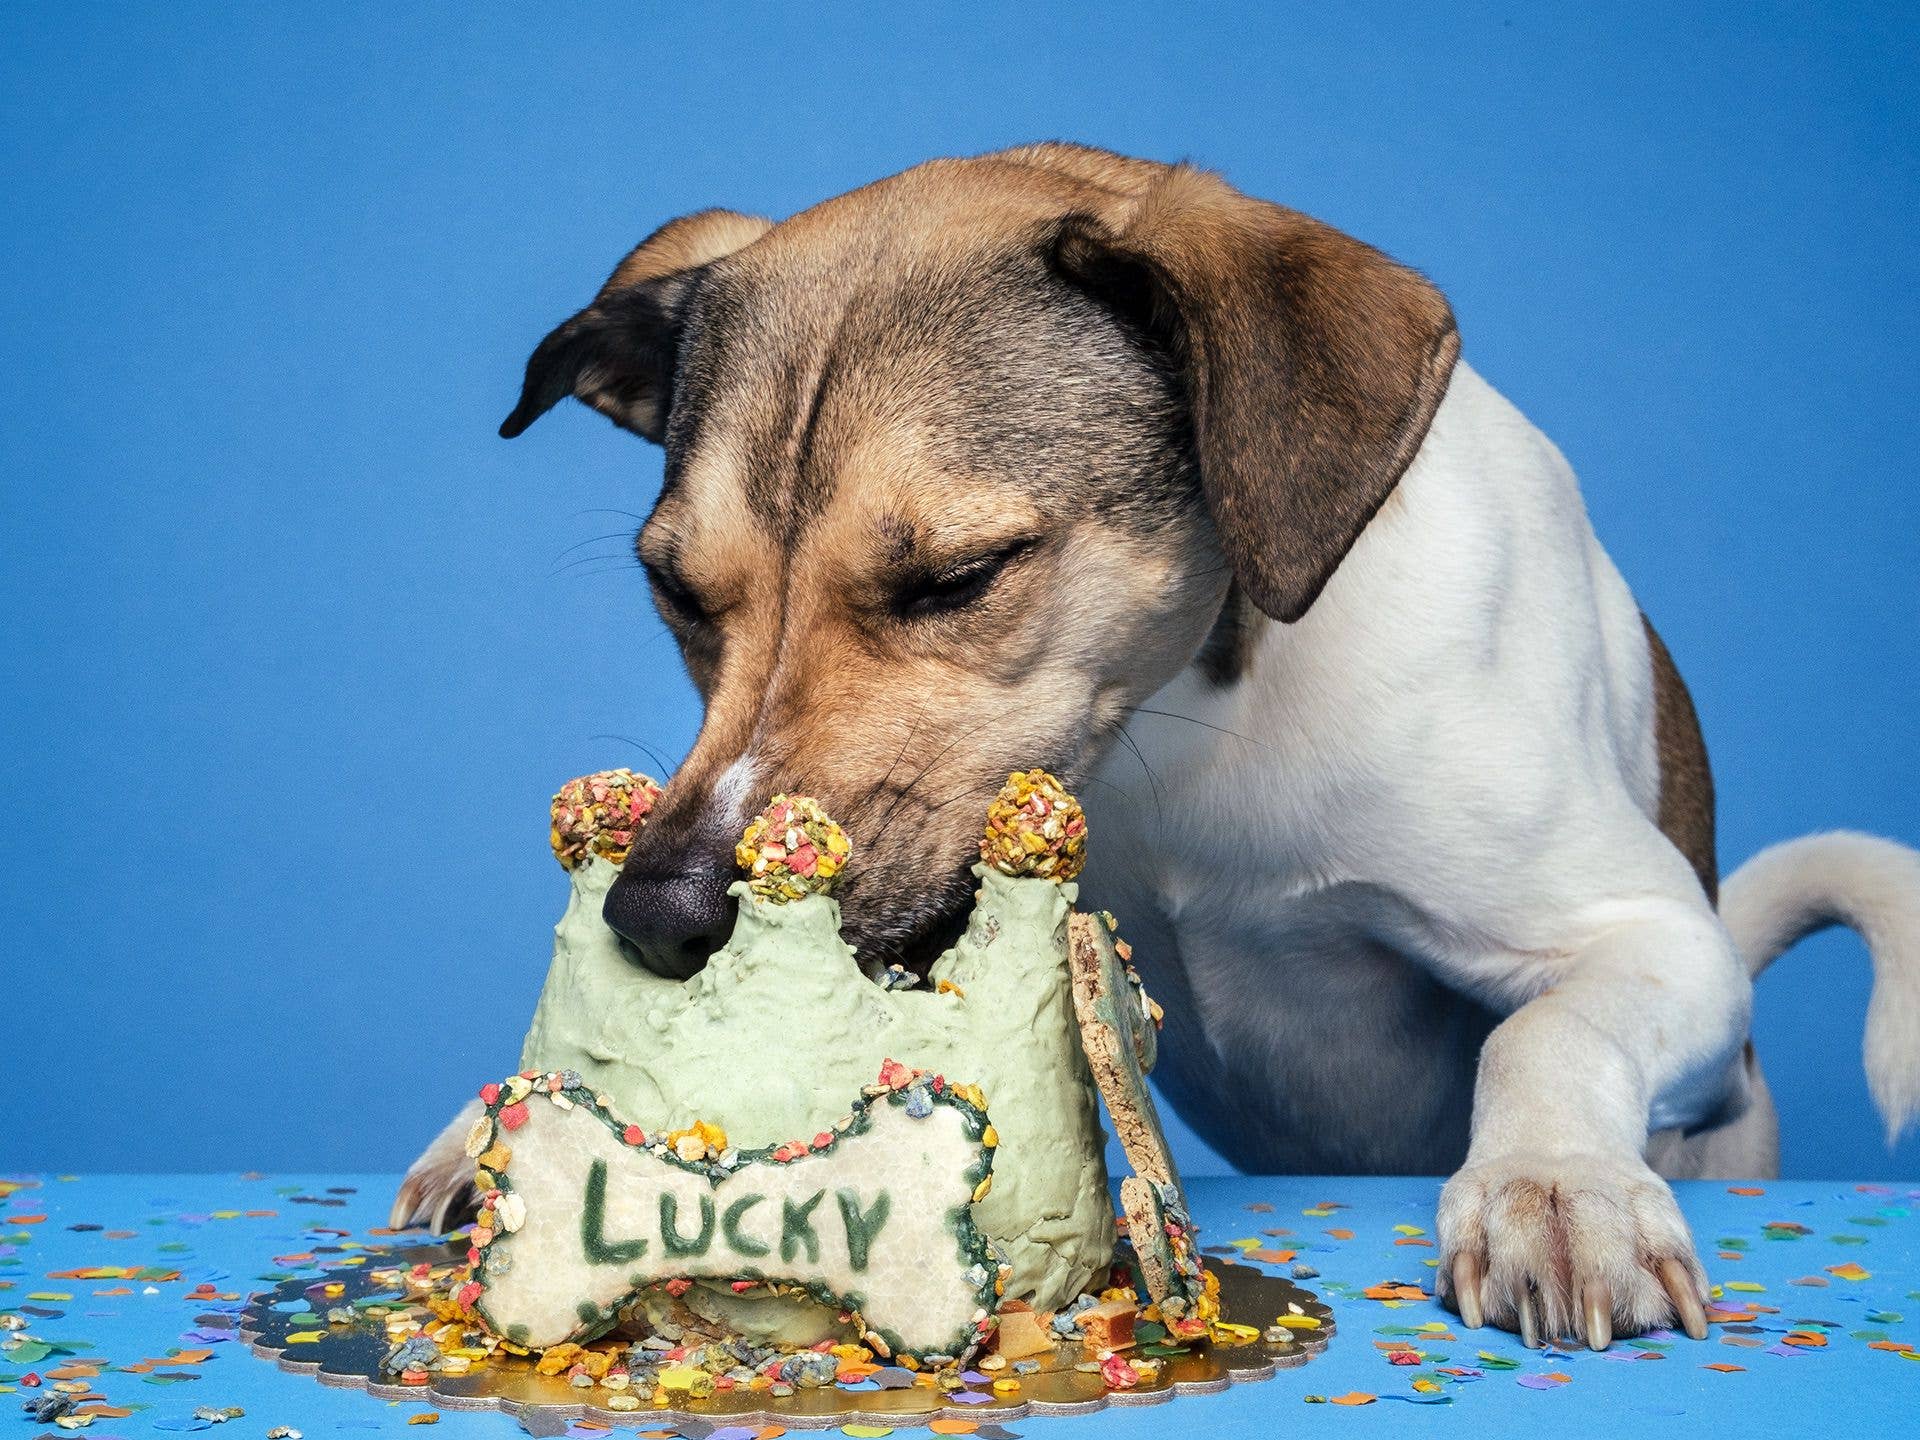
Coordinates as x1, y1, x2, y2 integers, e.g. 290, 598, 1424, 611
3, 3, 1915, 1181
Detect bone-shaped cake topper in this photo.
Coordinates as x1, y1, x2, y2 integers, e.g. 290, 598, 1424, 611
458, 1066, 1000, 1361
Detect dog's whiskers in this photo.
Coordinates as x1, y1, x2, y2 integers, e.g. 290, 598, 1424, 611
860, 701, 929, 813
1122, 705, 1266, 747
1107, 725, 1165, 829
920, 781, 984, 818
591, 733, 680, 780
548, 553, 644, 579
867, 724, 982, 850
552, 531, 646, 566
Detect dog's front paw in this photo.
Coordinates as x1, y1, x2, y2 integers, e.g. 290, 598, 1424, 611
1436, 1152, 1709, 1350
389, 1098, 485, 1234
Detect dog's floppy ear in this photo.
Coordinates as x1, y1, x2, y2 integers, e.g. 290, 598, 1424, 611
500, 208, 772, 443
1050, 166, 1459, 623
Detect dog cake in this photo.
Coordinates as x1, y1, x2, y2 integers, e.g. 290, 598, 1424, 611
451, 768, 1211, 1386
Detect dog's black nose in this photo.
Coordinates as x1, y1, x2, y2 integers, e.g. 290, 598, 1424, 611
603, 858, 736, 980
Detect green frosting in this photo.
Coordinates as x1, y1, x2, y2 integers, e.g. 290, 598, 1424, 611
519, 860, 1115, 1341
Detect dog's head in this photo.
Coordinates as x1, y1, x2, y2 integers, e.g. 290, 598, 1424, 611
502, 144, 1458, 979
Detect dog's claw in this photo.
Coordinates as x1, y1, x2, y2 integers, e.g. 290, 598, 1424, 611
1583, 1281, 1613, 1351
392, 1099, 485, 1237
1516, 1288, 1540, 1349
1451, 1253, 1484, 1329
1659, 1257, 1709, 1340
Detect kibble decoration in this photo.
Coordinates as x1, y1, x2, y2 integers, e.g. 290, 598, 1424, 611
550, 769, 664, 870
735, 795, 852, 902
980, 769, 1087, 881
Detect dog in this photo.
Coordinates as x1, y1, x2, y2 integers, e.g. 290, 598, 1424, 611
396, 143, 1920, 1351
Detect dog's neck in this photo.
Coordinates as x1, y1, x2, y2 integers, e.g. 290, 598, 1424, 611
1189, 583, 1267, 689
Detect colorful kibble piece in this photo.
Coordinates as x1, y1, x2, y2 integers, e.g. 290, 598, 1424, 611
550, 770, 662, 870
980, 770, 1087, 881
736, 795, 852, 901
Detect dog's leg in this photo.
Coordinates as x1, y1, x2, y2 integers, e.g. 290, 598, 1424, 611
1645, 1045, 1781, 1179
389, 1098, 484, 1233
1435, 902, 1749, 1351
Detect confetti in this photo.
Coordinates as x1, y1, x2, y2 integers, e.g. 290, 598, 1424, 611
4, 1165, 1915, 1432
1363, 1281, 1430, 1302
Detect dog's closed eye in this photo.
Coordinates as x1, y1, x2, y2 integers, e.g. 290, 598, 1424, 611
892, 537, 1039, 620
643, 559, 708, 624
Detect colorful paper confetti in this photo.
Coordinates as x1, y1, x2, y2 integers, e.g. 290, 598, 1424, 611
0, 1172, 1913, 1432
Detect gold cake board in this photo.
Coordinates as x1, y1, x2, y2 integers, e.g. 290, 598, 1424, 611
240, 1242, 1333, 1429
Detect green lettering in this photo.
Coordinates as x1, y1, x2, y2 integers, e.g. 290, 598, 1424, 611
660, 1191, 716, 1258
781, 1192, 824, 1264
580, 1160, 648, 1265
722, 1193, 770, 1257
835, 1189, 892, 1273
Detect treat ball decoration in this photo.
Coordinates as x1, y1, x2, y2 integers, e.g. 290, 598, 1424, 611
549, 769, 663, 870
735, 794, 852, 901
981, 768, 1087, 881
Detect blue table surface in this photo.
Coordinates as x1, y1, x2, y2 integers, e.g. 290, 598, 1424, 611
1, 1174, 1913, 1438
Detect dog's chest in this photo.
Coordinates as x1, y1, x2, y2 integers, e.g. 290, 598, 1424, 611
1136, 872, 1495, 1174
1081, 725, 1499, 1174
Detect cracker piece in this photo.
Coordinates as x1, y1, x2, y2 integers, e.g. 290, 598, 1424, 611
992, 1301, 1057, 1360
1068, 912, 1209, 1317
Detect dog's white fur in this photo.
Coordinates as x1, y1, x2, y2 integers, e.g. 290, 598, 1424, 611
1077, 361, 1920, 1340
398, 359, 1920, 1346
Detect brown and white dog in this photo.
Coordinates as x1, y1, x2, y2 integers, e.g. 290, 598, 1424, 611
397, 144, 1920, 1351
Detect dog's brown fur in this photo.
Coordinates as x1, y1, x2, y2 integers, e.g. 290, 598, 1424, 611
1644, 617, 1718, 902
503, 144, 1458, 971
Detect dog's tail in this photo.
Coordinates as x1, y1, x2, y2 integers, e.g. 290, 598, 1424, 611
1719, 832, 1920, 1144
